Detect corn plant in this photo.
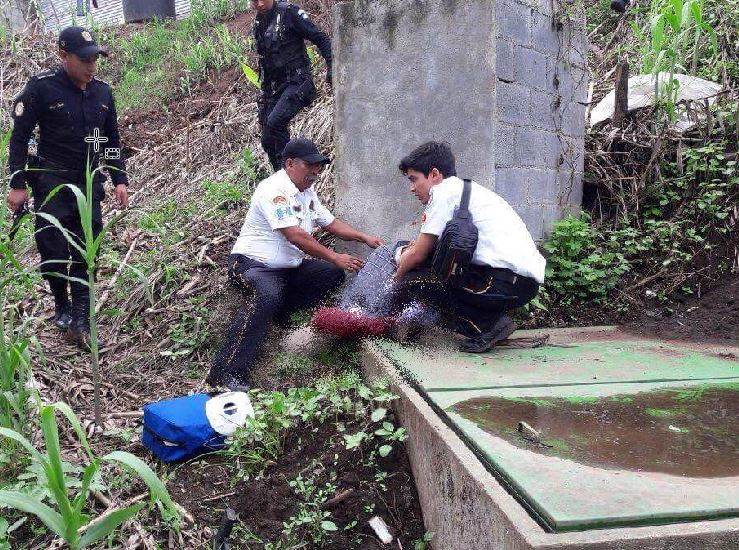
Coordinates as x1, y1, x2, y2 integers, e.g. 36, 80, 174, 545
0, 401, 179, 549
634, 0, 717, 120
38, 162, 148, 426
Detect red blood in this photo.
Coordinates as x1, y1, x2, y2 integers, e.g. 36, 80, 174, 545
311, 307, 393, 338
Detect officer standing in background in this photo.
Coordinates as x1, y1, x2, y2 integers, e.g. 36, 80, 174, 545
6, 26, 128, 347
251, 0, 332, 170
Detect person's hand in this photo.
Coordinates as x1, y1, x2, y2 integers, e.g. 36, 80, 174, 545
332, 252, 364, 272
114, 184, 129, 208
362, 234, 384, 248
6, 188, 28, 212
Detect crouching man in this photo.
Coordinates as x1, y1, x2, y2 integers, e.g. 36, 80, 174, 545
393, 142, 545, 352
207, 138, 383, 388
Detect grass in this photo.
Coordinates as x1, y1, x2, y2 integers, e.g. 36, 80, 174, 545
104, 0, 252, 111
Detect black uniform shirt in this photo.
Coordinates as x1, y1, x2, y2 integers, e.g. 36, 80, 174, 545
253, 2, 332, 84
8, 66, 127, 189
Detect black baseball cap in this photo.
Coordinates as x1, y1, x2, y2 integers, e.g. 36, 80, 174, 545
282, 138, 330, 164
58, 26, 108, 58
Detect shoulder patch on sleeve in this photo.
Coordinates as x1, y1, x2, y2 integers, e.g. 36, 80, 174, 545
297, 8, 309, 19
14, 101, 24, 117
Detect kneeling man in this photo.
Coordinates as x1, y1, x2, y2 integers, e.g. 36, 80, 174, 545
208, 138, 382, 388
394, 141, 545, 352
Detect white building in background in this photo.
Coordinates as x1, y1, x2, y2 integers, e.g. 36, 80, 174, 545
2, 0, 192, 31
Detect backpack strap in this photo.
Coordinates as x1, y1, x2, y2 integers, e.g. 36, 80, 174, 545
458, 179, 472, 217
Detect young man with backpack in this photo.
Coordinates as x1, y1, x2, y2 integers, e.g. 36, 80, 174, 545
393, 141, 546, 352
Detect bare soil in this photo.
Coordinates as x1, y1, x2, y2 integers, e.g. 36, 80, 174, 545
625, 274, 739, 344
169, 409, 427, 549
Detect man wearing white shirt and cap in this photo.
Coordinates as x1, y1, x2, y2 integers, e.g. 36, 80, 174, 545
208, 138, 383, 388
393, 141, 546, 352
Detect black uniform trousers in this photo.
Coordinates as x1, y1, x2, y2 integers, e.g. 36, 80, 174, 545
259, 77, 316, 171
383, 243, 539, 336
32, 169, 104, 320
209, 254, 345, 385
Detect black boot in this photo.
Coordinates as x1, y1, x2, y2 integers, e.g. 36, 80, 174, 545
67, 280, 92, 350
48, 277, 72, 330
460, 315, 517, 353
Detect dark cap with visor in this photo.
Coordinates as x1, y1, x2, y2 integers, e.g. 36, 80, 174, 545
282, 138, 330, 164
58, 26, 109, 59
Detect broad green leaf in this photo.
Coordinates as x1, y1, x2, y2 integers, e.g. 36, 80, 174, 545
78, 502, 145, 548
371, 408, 387, 423
0, 428, 43, 462
321, 520, 338, 531
39, 407, 76, 533
34, 213, 87, 258
379, 445, 392, 457
240, 63, 260, 89
0, 491, 66, 539
102, 451, 180, 523
52, 402, 93, 459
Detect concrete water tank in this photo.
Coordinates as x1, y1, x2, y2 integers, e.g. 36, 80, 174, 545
122, 0, 176, 23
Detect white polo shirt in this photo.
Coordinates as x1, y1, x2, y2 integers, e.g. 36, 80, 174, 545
421, 176, 546, 283
231, 170, 335, 268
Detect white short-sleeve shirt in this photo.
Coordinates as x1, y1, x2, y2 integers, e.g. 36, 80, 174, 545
421, 176, 546, 283
231, 169, 335, 268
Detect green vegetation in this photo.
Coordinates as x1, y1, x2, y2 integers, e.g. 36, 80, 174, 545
0, 403, 179, 550
546, 101, 738, 307
105, 0, 251, 110
543, 213, 629, 304
632, 0, 717, 118
214, 372, 408, 546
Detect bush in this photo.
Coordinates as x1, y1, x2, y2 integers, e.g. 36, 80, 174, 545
543, 214, 630, 304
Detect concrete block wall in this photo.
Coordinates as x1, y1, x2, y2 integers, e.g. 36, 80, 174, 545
333, 0, 586, 248
494, 0, 587, 237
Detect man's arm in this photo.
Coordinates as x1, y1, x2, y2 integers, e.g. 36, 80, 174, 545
6, 80, 40, 210
395, 233, 437, 279
323, 219, 383, 248
102, 88, 129, 207
289, 5, 332, 82
279, 226, 364, 272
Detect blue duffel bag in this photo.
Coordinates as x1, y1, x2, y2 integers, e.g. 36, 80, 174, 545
142, 393, 225, 462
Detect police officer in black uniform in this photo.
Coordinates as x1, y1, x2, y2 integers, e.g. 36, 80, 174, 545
251, 0, 332, 170
6, 26, 128, 347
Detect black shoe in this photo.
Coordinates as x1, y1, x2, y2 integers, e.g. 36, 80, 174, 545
207, 372, 250, 393
460, 315, 517, 354
53, 304, 72, 330
66, 318, 92, 350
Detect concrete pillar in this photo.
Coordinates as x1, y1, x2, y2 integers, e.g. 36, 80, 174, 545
333, 0, 586, 251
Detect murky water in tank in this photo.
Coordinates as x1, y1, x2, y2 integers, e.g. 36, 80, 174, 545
452, 385, 738, 477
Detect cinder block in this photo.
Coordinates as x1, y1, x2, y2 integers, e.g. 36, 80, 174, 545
519, 128, 562, 169
560, 100, 586, 137
531, 11, 560, 56
529, 88, 557, 129
495, 167, 530, 205
497, 0, 531, 46
552, 60, 589, 103
526, 168, 558, 204
496, 40, 516, 83
497, 81, 531, 126
517, 205, 545, 238
494, 122, 521, 167
557, 169, 584, 208
517, 46, 549, 91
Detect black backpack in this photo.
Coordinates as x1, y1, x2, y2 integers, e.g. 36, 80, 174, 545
431, 179, 479, 286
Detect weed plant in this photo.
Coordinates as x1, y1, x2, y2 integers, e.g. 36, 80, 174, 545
630, 0, 717, 119
0, 402, 179, 549
220, 372, 400, 482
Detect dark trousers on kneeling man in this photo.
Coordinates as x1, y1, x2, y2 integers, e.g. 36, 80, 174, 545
208, 254, 345, 386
